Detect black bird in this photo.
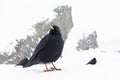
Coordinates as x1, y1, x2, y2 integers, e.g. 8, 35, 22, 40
17, 25, 64, 71
86, 57, 97, 65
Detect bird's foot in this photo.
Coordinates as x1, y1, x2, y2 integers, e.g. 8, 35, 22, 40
44, 68, 61, 72
44, 69, 54, 72
44, 63, 61, 72
50, 67, 61, 71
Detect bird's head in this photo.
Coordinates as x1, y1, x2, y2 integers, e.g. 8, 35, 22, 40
49, 25, 62, 35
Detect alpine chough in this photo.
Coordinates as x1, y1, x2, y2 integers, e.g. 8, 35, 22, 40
86, 57, 97, 65
17, 25, 64, 71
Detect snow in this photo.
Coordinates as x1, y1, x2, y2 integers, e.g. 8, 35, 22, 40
0, 0, 120, 80
1, 49, 120, 80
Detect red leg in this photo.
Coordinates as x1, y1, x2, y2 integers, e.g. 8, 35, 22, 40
44, 64, 53, 72
45, 64, 48, 71
51, 62, 61, 71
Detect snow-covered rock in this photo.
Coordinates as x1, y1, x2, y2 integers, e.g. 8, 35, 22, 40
76, 30, 98, 51
0, 5, 73, 64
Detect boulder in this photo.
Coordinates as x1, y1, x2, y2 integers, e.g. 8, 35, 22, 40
0, 5, 73, 64
76, 31, 98, 51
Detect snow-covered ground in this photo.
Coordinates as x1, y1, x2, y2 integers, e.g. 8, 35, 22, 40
0, 35, 120, 80
1, 50, 120, 80
0, 0, 120, 80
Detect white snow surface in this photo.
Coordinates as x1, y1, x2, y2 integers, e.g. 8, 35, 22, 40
0, 0, 120, 80
0, 37, 120, 80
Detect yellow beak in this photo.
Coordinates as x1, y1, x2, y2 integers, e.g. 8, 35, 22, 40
50, 26, 54, 30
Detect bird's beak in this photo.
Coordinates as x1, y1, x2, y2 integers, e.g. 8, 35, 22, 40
50, 26, 54, 30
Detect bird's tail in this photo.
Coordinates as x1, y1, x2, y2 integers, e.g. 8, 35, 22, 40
16, 57, 32, 68
85, 63, 89, 65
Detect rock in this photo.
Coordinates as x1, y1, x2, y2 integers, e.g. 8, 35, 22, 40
34, 5, 73, 41
76, 31, 98, 51
52, 5, 73, 41
0, 5, 73, 64
0, 53, 8, 64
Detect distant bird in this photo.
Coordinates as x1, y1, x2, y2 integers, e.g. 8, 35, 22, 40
86, 57, 97, 65
17, 25, 64, 72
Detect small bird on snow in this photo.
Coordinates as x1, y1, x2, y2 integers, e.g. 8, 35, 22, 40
86, 57, 97, 65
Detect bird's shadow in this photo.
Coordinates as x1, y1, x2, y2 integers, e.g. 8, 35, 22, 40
23, 68, 60, 74
24, 68, 46, 74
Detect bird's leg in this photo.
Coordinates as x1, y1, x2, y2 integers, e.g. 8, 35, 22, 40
45, 64, 49, 71
51, 62, 61, 71
44, 64, 53, 72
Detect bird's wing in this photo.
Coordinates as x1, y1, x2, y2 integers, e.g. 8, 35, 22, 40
35, 35, 49, 53
30, 34, 49, 60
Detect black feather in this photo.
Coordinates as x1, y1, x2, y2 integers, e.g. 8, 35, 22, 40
16, 57, 28, 66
